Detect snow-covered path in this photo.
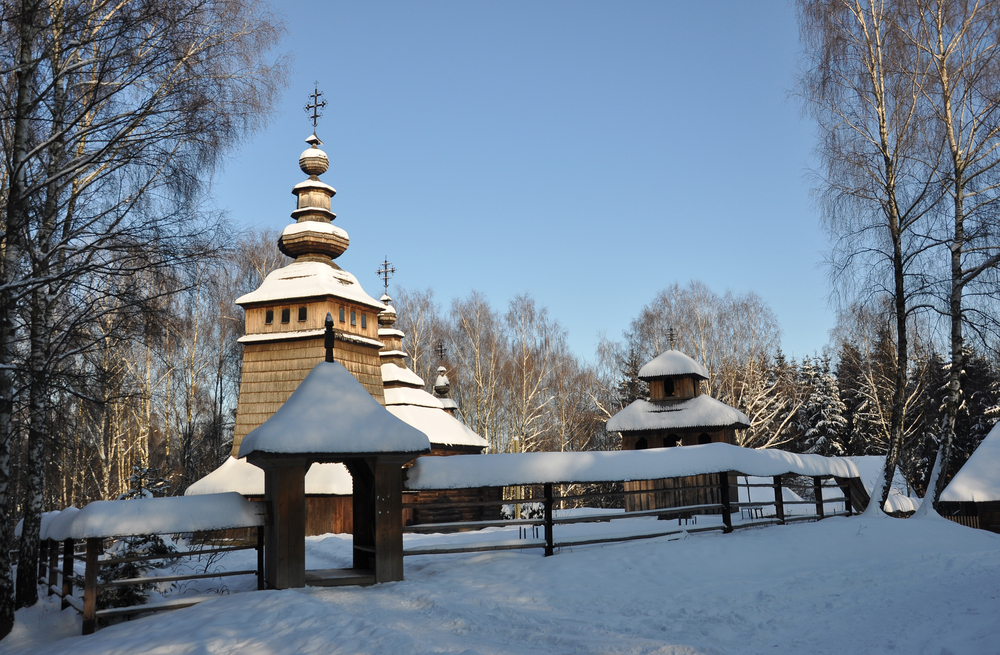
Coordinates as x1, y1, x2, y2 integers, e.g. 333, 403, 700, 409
3, 514, 999, 655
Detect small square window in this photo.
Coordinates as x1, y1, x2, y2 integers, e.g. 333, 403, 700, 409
281, 308, 290, 324
298, 307, 307, 322
265, 310, 273, 325
339, 307, 345, 323
361, 314, 367, 329
350, 310, 356, 326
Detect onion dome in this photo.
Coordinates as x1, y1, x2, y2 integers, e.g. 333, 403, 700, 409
378, 294, 398, 327
278, 134, 349, 261
433, 366, 451, 396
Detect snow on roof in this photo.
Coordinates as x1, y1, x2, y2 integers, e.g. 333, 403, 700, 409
638, 350, 710, 380
440, 398, 459, 410
281, 221, 348, 241
405, 443, 860, 490
606, 395, 750, 433
44, 493, 265, 541
237, 330, 383, 348
292, 179, 335, 193
235, 260, 385, 310
387, 404, 488, 450
185, 457, 352, 496
385, 386, 443, 409
379, 328, 404, 338
847, 456, 921, 513
941, 421, 1000, 502
238, 361, 431, 458
382, 363, 425, 388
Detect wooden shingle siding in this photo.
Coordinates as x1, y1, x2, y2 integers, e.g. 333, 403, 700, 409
231, 335, 385, 456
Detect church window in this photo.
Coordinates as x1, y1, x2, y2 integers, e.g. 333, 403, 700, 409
635, 437, 648, 450
361, 314, 367, 329
698, 433, 712, 445
666, 433, 680, 447
664, 379, 675, 396
350, 310, 356, 326
339, 307, 345, 322
265, 310, 273, 325
281, 308, 290, 323
298, 307, 307, 322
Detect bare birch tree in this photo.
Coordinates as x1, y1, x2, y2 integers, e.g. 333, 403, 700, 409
797, 0, 940, 513
0, 0, 285, 624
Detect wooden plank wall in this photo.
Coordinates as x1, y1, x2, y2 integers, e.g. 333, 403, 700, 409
624, 474, 725, 513
232, 336, 384, 455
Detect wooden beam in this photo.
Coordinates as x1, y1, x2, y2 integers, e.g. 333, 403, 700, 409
813, 477, 825, 519
543, 483, 554, 557
262, 463, 307, 589
82, 537, 101, 635
719, 472, 732, 533
47, 539, 58, 595
61, 539, 73, 611
373, 460, 404, 583
773, 475, 785, 524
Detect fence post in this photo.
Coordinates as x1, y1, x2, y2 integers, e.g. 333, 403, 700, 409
82, 537, 100, 635
256, 525, 265, 591
773, 475, 785, 524
48, 539, 58, 595
719, 473, 732, 533
843, 480, 853, 517
61, 539, 74, 610
38, 539, 48, 582
543, 483, 554, 557
813, 477, 825, 519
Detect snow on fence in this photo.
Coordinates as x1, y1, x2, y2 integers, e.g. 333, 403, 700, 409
33, 493, 266, 635
401, 444, 868, 557
404, 443, 861, 489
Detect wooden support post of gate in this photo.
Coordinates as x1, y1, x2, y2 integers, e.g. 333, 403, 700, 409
61, 539, 74, 610
719, 472, 733, 533
48, 539, 58, 595
773, 475, 785, 524
82, 537, 101, 635
843, 481, 853, 516
813, 477, 825, 520
543, 483, 554, 557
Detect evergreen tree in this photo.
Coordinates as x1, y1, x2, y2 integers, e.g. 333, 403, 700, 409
795, 357, 848, 456
615, 346, 648, 407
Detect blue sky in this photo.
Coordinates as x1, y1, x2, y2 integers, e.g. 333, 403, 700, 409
212, 1, 834, 363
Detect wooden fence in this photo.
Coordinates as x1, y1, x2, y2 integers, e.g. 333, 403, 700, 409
402, 472, 856, 557
36, 528, 265, 635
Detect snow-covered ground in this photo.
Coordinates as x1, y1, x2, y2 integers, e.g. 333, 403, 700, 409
3, 512, 998, 655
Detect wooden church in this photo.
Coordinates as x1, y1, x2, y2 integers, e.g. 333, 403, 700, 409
606, 348, 750, 512
187, 105, 488, 535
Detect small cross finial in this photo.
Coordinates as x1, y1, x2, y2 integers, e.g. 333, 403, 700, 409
377, 256, 396, 294
435, 341, 447, 361
305, 83, 327, 132
667, 326, 677, 350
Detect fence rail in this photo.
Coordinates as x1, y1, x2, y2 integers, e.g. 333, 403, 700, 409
37, 526, 265, 635
403, 472, 856, 558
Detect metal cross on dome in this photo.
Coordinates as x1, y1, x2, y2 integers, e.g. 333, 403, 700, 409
667, 326, 677, 350
377, 257, 395, 294
435, 341, 447, 361
305, 83, 327, 131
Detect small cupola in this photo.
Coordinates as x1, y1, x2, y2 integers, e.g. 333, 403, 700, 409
638, 350, 709, 401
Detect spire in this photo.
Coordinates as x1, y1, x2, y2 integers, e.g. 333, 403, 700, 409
277, 86, 349, 263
